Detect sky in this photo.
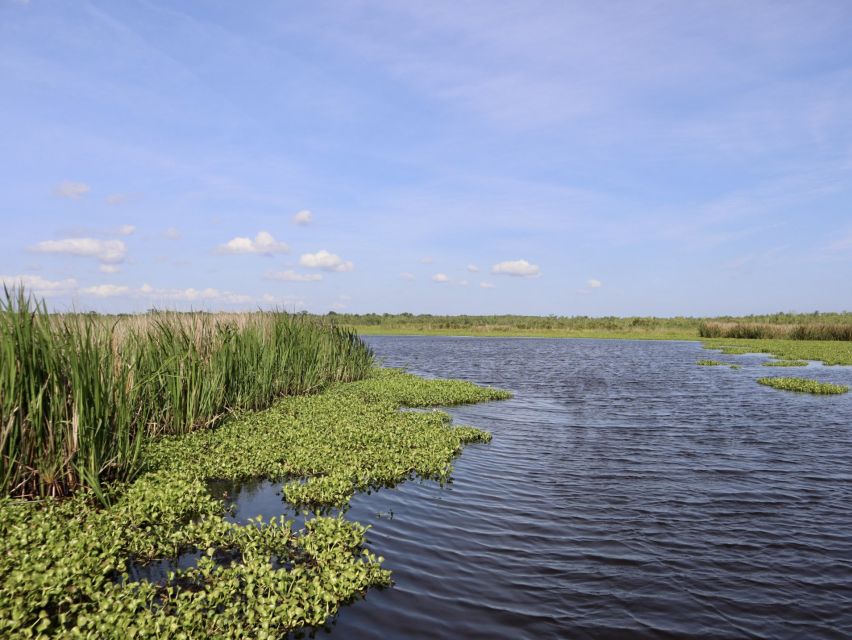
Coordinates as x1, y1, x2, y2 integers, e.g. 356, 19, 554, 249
2, 0, 851, 316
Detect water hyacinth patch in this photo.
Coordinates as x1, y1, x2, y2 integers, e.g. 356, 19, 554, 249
0, 369, 511, 637
756, 377, 848, 395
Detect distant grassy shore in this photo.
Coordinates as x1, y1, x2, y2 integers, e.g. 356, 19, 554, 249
339, 313, 852, 365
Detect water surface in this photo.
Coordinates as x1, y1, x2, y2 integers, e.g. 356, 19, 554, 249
254, 338, 852, 638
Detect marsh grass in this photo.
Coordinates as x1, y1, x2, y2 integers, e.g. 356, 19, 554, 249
756, 377, 848, 395
762, 360, 808, 367
699, 321, 852, 341
697, 359, 727, 366
0, 290, 374, 500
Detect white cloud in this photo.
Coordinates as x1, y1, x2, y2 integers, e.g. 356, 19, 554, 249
217, 231, 288, 255
164, 227, 181, 240
587, 278, 602, 288
266, 270, 323, 282
419, 256, 434, 264
99, 264, 121, 273
291, 209, 313, 225
458, 279, 469, 286
106, 194, 129, 206
31, 238, 127, 264
81, 284, 130, 297
400, 272, 415, 280
467, 264, 480, 272
139, 284, 252, 304
432, 273, 450, 283
0, 274, 77, 296
117, 225, 136, 236
54, 180, 90, 199
491, 259, 541, 277
299, 250, 354, 272
480, 281, 496, 289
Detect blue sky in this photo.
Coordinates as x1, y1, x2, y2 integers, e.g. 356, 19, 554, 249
2, 1, 851, 315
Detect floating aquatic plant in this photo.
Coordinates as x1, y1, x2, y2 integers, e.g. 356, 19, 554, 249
0, 369, 511, 637
762, 360, 808, 367
756, 377, 848, 395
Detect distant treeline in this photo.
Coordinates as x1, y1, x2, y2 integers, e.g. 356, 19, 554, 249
326, 312, 852, 333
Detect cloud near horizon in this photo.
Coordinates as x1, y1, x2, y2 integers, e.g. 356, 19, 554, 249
31, 238, 127, 265
0, 274, 78, 296
266, 270, 323, 282
217, 231, 288, 255
491, 259, 541, 278
299, 250, 354, 272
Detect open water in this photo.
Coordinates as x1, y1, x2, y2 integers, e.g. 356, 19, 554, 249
226, 337, 852, 639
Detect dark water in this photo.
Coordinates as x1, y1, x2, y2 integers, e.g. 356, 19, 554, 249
239, 337, 852, 639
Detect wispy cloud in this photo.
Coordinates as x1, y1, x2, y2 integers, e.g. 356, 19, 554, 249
299, 250, 354, 272
0, 274, 77, 296
139, 283, 252, 304
291, 209, 313, 225
81, 284, 130, 297
467, 264, 479, 272
419, 256, 434, 264
577, 278, 603, 294
217, 231, 288, 255
400, 272, 415, 280
432, 273, 450, 283
105, 194, 129, 205
117, 224, 136, 236
31, 238, 127, 264
480, 281, 496, 289
266, 269, 323, 282
491, 259, 541, 277
54, 180, 90, 199
164, 227, 181, 240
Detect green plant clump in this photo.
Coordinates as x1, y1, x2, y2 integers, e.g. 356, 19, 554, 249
762, 360, 808, 367
697, 359, 727, 366
0, 369, 511, 637
0, 290, 374, 500
704, 339, 852, 366
756, 377, 849, 395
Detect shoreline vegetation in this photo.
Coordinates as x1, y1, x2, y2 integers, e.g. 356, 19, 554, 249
1, 291, 512, 637
2, 293, 850, 636
336, 313, 852, 366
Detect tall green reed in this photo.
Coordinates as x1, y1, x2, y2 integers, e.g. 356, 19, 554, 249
0, 289, 373, 500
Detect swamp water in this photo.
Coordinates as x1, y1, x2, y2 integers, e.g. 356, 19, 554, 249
153, 337, 852, 638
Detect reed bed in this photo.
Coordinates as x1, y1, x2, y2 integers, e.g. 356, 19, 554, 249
699, 322, 852, 341
0, 290, 374, 500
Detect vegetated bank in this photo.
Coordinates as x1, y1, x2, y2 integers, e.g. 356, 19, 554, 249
322, 312, 852, 365
326, 311, 852, 341
0, 291, 512, 637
